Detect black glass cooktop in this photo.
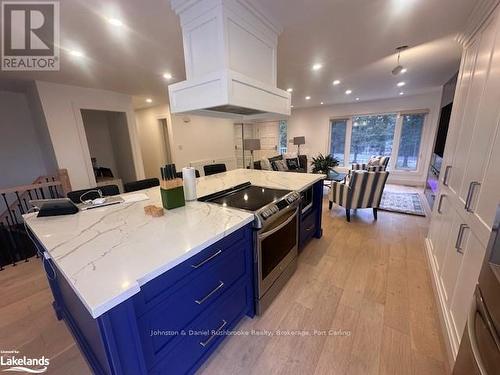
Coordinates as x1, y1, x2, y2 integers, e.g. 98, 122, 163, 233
199, 183, 290, 212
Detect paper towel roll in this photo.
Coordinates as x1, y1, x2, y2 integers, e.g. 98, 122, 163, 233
182, 167, 197, 201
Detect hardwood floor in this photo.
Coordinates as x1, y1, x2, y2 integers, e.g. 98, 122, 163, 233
0, 185, 449, 374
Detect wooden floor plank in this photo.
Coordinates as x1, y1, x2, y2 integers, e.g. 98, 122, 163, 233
0, 186, 448, 375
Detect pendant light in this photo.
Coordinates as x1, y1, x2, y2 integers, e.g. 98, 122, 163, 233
392, 45, 408, 75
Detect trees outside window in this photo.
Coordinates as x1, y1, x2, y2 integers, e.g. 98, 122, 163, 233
279, 120, 287, 154
349, 114, 397, 164
330, 120, 347, 166
328, 112, 426, 170
396, 114, 425, 170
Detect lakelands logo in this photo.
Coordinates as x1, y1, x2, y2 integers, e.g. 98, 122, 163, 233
1, 1, 60, 71
0, 350, 49, 373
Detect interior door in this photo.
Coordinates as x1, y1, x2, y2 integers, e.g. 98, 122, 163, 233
449, 22, 496, 203
440, 39, 479, 189
255, 122, 279, 160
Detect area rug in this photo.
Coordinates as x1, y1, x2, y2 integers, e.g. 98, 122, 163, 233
379, 191, 426, 217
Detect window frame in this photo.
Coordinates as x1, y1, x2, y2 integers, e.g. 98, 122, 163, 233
328, 110, 428, 173
329, 118, 349, 166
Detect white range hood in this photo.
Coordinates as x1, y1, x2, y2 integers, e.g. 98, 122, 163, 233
168, 0, 291, 120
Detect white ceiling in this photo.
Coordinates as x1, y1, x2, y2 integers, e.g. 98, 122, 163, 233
0, 0, 476, 109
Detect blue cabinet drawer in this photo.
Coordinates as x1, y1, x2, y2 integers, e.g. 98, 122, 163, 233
150, 279, 251, 375
134, 226, 249, 315
300, 210, 317, 247
137, 241, 249, 369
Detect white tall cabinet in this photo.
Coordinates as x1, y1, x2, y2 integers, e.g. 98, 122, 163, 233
425, 2, 500, 366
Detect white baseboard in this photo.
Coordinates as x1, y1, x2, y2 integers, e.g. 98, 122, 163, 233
424, 237, 458, 370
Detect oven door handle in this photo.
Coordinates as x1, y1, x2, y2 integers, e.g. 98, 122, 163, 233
258, 208, 297, 240
468, 288, 487, 375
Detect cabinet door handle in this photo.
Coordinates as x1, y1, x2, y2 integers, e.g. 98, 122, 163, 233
437, 194, 446, 214
443, 166, 452, 186
305, 224, 315, 232
200, 319, 227, 347
465, 181, 481, 213
455, 224, 469, 254
191, 249, 222, 269
194, 281, 224, 305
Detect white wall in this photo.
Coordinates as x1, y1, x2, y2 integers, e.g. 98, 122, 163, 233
134, 104, 236, 178
172, 113, 235, 170
0, 89, 57, 188
35, 81, 145, 190
287, 91, 443, 185
134, 104, 172, 179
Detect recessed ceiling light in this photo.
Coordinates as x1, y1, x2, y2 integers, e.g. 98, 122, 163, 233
355, 97, 360, 101
312, 63, 322, 71
163, 73, 173, 80
397, 81, 406, 87
305, 96, 311, 100
69, 50, 84, 57
146, 98, 153, 103
287, 88, 293, 92
345, 90, 352, 95
107, 18, 123, 27
399, 91, 404, 95
332, 80, 341, 85
320, 102, 324, 105
401, 68, 407, 74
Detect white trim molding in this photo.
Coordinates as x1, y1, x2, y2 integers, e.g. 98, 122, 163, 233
457, 0, 500, 46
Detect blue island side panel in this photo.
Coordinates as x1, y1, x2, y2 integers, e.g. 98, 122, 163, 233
39, 223, 255, 375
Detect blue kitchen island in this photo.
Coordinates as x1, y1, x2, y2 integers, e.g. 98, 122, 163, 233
24, 169, 324, 374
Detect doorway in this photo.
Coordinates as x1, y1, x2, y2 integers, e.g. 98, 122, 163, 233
81, 109, 136, 192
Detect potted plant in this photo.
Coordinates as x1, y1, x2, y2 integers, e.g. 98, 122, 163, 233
311, 153, 339, 174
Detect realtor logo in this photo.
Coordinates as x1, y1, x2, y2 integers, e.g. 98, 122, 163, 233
1, 1, 60, 71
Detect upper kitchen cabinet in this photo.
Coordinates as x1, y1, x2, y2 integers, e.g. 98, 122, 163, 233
447, 16, 496, 204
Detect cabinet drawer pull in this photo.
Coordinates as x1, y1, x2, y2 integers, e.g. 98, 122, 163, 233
191, 250, 222, 269
464, 181, 481, 213
199, 319, 227, 347
437, 194, 446, 214
305, 225, 314, 232
455, 224, 469, 254
194, 281, 224, 305
443, 166, 452, 186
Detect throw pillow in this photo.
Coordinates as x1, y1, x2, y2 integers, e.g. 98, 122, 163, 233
368, 156, 382, 166
274, 159, 289, 171
286, 158, 299, 170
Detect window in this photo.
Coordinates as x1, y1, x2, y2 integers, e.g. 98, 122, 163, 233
349, 114, 396, 164
279, 120, 287, 154
330, 119, 347, 166
328, 111, 427, 171
396, 114, 425, 170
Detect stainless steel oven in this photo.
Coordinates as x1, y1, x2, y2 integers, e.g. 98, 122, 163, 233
255, 203, 299, 314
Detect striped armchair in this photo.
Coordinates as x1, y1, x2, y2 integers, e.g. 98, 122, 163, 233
351, 155, 390, 172
328, 170, 389, 222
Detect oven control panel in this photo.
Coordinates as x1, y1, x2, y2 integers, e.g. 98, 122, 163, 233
257, 191, 301, 223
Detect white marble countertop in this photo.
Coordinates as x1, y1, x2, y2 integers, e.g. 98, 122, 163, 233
24, 188, 254, 318
196, 169, 325, 198
23, 169, 324, 318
